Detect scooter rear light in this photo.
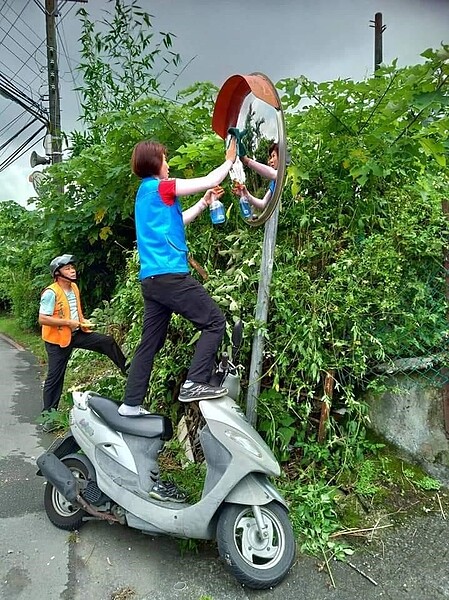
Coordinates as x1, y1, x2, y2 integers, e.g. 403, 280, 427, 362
224, 430, 262, 458
72, 390, 89, 410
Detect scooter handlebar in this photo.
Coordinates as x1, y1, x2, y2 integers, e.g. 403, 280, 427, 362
219, 352, 229, 370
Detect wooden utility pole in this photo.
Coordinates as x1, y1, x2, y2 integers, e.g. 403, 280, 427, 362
44, 0, 87, 164
45, 0, 62, 164
370, 12, 387, 71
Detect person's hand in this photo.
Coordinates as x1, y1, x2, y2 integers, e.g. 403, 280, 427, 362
68, 319, 80, 331
203, 186, 225, 207
227, 127, 248, 158
81, 320, 96, 328
226, 137, 237, 163
231, 181, 247, 197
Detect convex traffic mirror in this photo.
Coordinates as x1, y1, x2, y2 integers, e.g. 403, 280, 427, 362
212, 73, 287, 226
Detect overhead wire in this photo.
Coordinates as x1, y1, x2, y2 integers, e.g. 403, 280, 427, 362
0, 7, 46, 81
57, 5, 82, 119
0, 1, 27, 48
0, 125, 46, 172
0, 0, 49, 170
0, 110, 28, 137
0, 116, 37, 153
0, 1, 47, 60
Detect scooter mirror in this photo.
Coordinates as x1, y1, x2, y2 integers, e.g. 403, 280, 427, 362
212, 72, 287, 227
231, 320, 243, 360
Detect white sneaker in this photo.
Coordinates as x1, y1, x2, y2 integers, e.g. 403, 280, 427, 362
118, 404, 150, 416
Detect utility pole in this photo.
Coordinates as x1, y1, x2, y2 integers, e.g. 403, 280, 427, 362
44, 0, 87, 164
370, 12, 387, 71
45, 0, 62, 164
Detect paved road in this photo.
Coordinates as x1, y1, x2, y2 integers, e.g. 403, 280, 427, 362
1, 334, 449, 600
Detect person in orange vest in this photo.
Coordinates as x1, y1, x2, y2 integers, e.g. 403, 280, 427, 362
39, 254, 128, 417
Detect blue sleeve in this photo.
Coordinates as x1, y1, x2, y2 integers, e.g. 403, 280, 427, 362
269, 180, 276, 193
39, 289, 56, 315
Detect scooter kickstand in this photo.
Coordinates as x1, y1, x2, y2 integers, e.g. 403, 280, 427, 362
253, 505, 269, 539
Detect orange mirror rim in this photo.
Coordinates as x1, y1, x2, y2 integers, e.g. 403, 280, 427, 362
212, 72, 281, 139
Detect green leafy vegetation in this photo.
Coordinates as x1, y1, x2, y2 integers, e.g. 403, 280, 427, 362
1, 0, 448, 561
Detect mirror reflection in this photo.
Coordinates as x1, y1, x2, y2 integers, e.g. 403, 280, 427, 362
212, 74, 286, 226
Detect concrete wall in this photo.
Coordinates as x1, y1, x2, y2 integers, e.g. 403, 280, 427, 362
365, 372, 449, 485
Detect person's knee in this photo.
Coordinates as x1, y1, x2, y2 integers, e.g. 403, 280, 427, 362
102, 335, 118, 351
211, 310, 226, 336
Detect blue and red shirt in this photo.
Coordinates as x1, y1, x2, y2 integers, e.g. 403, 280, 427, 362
135, 178, 189, 279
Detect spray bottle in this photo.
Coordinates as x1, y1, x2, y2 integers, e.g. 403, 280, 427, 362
210, 197, 226, 225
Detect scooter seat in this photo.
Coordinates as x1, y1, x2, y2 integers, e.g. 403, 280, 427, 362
87, 394, 173, 440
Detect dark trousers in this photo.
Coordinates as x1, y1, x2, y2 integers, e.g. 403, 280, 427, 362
124, 273, 226, 406
42, 330, 127, 412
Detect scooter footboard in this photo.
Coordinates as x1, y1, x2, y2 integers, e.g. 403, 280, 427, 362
224, 473, 288, 508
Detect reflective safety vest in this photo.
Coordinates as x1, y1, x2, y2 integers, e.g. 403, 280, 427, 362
41, 282, 91, 347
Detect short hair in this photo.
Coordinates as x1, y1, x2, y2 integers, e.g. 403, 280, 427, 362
131, 141, 167, 178
269, 142, 279, 156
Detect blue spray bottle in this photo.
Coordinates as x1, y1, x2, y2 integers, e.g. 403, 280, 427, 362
239, 195, 252, 219
210, 198, 225, 225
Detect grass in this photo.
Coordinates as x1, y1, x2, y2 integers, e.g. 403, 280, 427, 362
0, 313, 46, 364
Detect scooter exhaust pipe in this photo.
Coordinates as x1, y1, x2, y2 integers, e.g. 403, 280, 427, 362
37, 452, 79, 503
36, 452, 120, 524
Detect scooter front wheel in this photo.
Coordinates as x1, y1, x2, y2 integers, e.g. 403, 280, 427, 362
43, 456, 88, 531
216, 501, 296, 589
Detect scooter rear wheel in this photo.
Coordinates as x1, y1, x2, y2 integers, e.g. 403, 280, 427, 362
43, 456, 89, 530
216, 501, 296, 589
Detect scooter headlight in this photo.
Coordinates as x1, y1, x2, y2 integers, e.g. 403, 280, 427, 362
224, 430, 263, 458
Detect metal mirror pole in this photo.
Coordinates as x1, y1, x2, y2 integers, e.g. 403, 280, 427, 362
246, 201, 280, 425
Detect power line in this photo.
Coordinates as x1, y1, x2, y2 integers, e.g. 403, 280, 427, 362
0, 1, 28, 47
0, 0, 87, 172
57, 13, 81, 115
0, 116, 37, 153
0, 110, 28, 137
0, 73, 48, 122
0, 3, 47, 61
0, 125, 46, 172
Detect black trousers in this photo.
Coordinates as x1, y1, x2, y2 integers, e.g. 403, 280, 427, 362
124, 273, 226, 406
42, 330, 127, 412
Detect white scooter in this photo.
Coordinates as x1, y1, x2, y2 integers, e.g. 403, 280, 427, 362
37, 322, 296, 589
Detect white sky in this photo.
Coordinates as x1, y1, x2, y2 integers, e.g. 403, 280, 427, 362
0, 0, 448, 207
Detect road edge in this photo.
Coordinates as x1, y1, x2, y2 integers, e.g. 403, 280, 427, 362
0, 332, 26, 351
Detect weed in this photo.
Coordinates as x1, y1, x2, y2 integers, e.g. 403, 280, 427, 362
354, 459, 382, 497
110, 587, 136, 600
67, 531, 80, 544
37, 408, 70, 431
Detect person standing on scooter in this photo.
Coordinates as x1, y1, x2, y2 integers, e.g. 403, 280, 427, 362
39, 255, 128, 428
118, 139, 236, 501
119, 138, 236, 412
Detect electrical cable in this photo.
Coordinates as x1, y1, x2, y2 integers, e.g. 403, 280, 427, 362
57, 16, 82, 118
0, 73, 48, 119
0, 125, 46, 172
0, 110, 27, 137
0, 1, 27, 48
0, 116, 36, 153
0, 4, 47, 62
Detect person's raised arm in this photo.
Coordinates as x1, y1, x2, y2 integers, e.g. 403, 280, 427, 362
241, 156, 277, 181
175, 139, 236, 197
